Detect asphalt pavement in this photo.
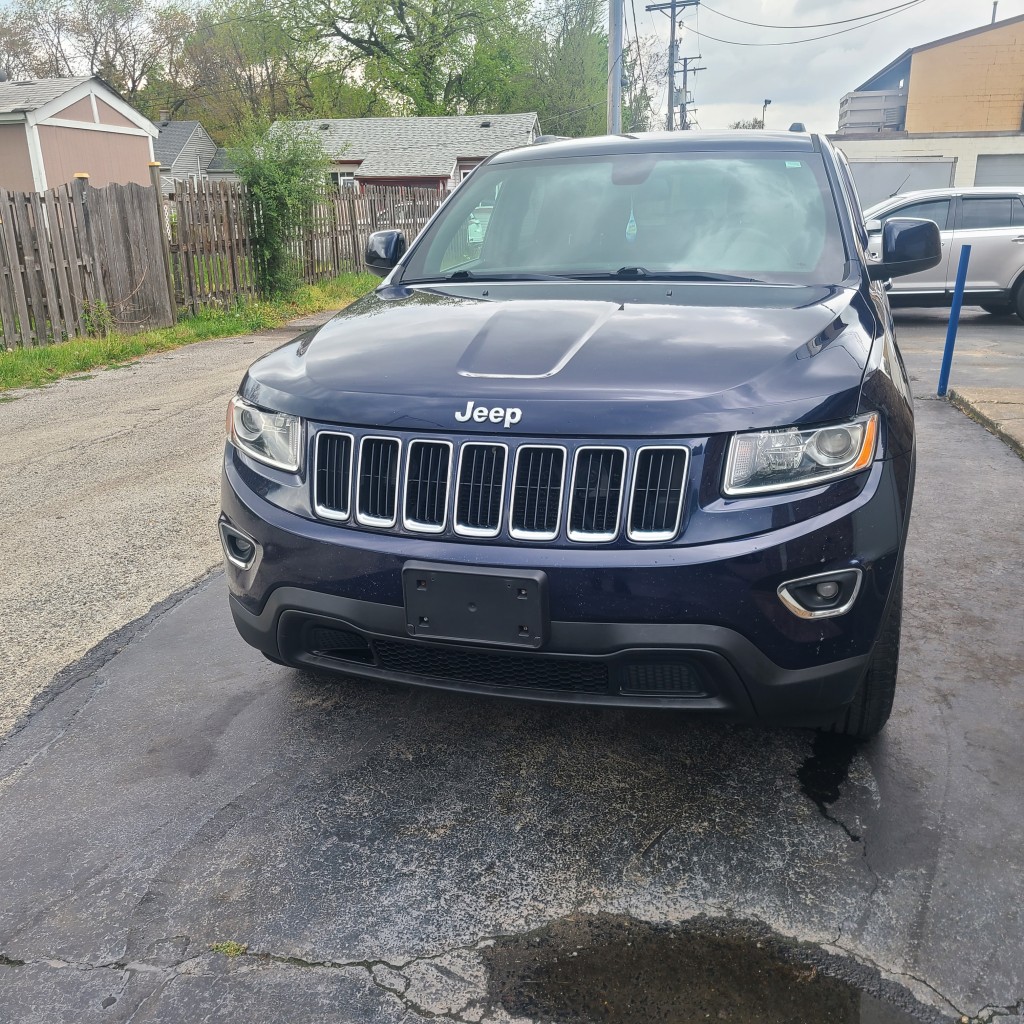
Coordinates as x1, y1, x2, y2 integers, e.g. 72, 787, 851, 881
895, 308, 1024, 457
1, 379, 1022, 1020
0, 312, 337, 737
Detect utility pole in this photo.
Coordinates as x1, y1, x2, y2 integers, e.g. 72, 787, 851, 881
678, 55, 706, 129
608, 0, 624, 133
646, 0, 702, 130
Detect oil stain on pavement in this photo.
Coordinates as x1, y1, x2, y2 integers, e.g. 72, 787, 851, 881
484, 916, 942, 1024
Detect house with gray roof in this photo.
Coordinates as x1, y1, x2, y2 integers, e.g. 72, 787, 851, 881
0, 76, 157, 192
264, 112, 540, 192
153, 118, 218, 195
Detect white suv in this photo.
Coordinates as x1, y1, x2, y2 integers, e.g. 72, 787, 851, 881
864, 187, 1024, 321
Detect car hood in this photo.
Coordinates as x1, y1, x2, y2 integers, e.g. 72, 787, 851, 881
242, 281, 876, 437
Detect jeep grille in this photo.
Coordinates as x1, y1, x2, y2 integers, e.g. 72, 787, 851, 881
455, 443, 507, 537
510, 446, 565, 541
627, 446, 689, 542
569, 447, 626, 542
313, 432, 689, 544
356, 437, 400, 527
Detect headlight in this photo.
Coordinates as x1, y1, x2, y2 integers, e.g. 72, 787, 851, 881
723, 413, 878, 496
227, 396, 303, 472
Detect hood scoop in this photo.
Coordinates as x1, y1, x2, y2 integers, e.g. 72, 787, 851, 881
457, 301, 619, 379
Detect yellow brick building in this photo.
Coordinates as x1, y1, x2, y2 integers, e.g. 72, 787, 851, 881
833, 14, 1024, 204
905, 16, 1024, 132
838, 14, 1024, 135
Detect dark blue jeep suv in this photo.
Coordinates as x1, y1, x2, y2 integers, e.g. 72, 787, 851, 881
220, 131, 941, 738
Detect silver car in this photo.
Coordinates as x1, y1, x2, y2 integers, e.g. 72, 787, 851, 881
863, 187, 1024, 321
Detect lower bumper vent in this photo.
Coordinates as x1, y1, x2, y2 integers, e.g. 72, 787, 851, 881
373, 639, 608, 694
620, 662, 705, 696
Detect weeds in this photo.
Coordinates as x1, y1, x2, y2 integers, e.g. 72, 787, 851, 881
209, 941, 248, 957
0, 273, 376, 392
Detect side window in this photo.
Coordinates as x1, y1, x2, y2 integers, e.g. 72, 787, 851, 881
960, 197, 1014, 230
1010, 198, 1024, 226
883, 199, 950, 230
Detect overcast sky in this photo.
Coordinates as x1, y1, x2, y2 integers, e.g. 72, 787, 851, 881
635, 0, 1024, 132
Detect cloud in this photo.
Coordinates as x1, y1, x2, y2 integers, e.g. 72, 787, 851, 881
634, 0, 1024, 131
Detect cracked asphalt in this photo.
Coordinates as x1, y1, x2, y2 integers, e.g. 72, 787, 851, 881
1, 397, 1022, 1022
1, 314, 1023, 1022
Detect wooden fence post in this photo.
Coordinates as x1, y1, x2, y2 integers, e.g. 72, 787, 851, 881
72, 173, 105, 312
149, 162, 177, 321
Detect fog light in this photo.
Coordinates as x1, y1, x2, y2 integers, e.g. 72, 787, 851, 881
777, 569, 863, 620
219, 520, 260, 570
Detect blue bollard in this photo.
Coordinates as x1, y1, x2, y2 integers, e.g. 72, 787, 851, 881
937, 244, 971, 397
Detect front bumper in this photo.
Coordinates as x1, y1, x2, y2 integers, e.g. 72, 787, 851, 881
221, 448, 912, 724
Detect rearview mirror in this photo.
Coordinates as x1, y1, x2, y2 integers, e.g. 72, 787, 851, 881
867, 218, 941, 281
365, 230, 407, 278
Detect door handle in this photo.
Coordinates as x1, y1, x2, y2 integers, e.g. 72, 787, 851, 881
1013, 236, 1024, 243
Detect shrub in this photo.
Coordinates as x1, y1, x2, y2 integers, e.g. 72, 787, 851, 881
229, 119, 331, 296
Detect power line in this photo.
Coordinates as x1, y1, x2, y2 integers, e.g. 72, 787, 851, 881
700, 0, 926, 31
687, 1, 928, 47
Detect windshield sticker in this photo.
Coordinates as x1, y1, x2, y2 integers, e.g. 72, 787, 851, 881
625, 201, 638, 243
785, 161, 802, 168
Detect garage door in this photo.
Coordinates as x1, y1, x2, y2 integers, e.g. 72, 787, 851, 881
846, 160, 955, 208
974, 154, 1024, 186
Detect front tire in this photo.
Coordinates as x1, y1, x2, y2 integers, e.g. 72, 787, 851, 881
826, 570, 903, 740
1014, 279, 1024, 322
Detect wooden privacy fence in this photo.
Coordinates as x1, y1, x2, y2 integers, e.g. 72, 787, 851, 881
1, 176, 446, 348
0, 177, 175, 349
168, 181, 446, 314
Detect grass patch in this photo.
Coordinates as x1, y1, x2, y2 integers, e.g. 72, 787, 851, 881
0, 272, 377, 393
209, 940, 248, 957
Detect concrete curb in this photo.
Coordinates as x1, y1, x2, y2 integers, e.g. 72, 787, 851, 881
947, 387, 1024, 461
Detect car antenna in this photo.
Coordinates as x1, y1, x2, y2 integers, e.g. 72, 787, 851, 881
888, 173, 912, 198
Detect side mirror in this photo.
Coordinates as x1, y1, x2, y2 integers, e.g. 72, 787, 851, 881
867, 218, 941, 280
365, 230, 407, 278
864, 218, 882, 234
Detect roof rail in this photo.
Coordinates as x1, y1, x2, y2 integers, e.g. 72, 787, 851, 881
532, 134, 568, 145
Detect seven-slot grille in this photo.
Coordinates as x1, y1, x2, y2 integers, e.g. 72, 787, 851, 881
314, 433, 689, 543
314, 432, 353, 519
569, 447, 626, 542
455, 443, 507, 536
404, 441, 452, 532
357, 437, 400, 527
510, 446, 565, 540
628, 446, 689, 542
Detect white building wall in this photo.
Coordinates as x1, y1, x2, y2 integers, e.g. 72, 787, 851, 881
831, 133, 1024, 186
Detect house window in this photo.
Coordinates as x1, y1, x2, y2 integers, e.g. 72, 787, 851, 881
330, 171, 357, 191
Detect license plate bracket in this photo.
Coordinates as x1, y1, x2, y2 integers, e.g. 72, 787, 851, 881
402, 561, 548, 649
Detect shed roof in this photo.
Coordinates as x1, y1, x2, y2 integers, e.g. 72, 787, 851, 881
0, 76, 95, 115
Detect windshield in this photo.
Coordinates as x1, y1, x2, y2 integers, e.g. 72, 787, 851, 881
402, 150, 848, 286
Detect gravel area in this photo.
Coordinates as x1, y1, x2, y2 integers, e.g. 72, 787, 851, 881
0, 315, 336, 737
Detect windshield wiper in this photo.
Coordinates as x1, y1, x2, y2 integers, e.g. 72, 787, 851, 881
568, 267, 762, 283
403, 270, 570, 283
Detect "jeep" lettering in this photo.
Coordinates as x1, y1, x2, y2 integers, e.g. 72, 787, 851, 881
454, 400, 522, 429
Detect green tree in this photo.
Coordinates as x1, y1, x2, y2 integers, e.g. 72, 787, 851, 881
287, 0, 531, 115
230, 118, 331, 295
507, 0, 607, 137
138, 0, 387, 136
729, 118, 764, 129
